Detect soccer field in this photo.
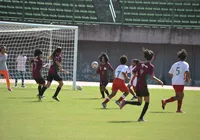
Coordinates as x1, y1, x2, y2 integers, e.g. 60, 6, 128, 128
0, 86, 199, 140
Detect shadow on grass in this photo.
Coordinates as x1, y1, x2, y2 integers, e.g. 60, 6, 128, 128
149, 111, 174, 114
76, 98, 101, 100
94, 108, 119, 110
108, 120, 137, 123
8, 97, 36, 99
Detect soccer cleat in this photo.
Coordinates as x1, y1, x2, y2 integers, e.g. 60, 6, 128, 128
138, 118, 147, 122
37, 95, 42, 101
161, 100, 166, 110
120, 99, 126, 110
102, 102, 107, 109
176, 110, 185, 113
21, 85, 26, 88
115, 100, 120, 107
8, 88, 13, 92
131, 96, 137, 100
52, 96, 60, 102
36, 94, 45, 98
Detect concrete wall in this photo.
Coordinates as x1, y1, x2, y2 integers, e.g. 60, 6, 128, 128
78, 25, 200, 45
77, 41, 200, 86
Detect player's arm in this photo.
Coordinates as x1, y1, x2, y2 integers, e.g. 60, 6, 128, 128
55, 61, 70, 74
29, 59, 34, 72
122, 72, 130, 81
91, 66, 100, 78
185, 71, 191, 82
168, 65, 174, 78
152, 76, 163, 86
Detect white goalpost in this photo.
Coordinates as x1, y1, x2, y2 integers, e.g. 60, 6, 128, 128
0, 21, 78, 90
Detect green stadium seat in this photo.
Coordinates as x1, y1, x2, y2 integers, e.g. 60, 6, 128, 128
0, 0, 98, 24
119, 0, 200, 28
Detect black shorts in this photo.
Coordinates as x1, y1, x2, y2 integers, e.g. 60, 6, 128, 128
100, 80, 109, 87
34, 78, 45, 84
136, 88, 149, 97
47, 73, 62, 82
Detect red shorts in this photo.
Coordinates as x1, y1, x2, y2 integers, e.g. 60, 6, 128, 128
112, 78, 129, 93
173, 85, 184, 93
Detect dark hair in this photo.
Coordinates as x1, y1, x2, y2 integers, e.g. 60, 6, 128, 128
177, 49, 187, 61
0, 46, 5, 52
132, 59, 140, 65
99, 53, 109, 62
120, 55, 128, 64
34, 49, 43, 57
142, 48, 154, 61
49, 47, 62, 60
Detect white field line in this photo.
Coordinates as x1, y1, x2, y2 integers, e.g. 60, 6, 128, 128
0, 79, 200, 91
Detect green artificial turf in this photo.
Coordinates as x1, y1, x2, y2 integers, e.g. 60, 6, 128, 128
0, 85, 199, 140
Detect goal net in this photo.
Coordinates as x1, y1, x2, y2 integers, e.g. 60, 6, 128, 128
0, 21, 78, 90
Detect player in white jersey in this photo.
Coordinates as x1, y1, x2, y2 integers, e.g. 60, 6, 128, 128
0, 46, 12, 91
162, 49, 191, 113
15, 51, 27, 87
102, 55, 130, 108
126, 59, 139, 100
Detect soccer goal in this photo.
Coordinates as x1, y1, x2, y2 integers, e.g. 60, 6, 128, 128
0, 21, 78, 90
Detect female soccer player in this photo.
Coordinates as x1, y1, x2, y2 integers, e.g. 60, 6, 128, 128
91, 53, 114, 98
30, 49, 46, 97
161, 49, 191, 113
102, 55, 130, 108
126, 59, 139, 100
120, 48, 163, 122
15, 51, 27, 88
0, 46, 12, 91
39, 47, 68, 101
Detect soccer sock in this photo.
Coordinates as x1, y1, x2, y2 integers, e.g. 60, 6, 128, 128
129, 88, 135, 96
38, 85, 42, 95
177, 100, 183, 111
125, 101, 142, 106
165, 97, 176, 103
103, 97, 111, 104
53, 87, 61, 97
139, 102, 149, 119
118, 95, 126, 102
101, 91, 105, 98
5, 77, 11, 89
22, 77, 24, 86
15, 78, 17, 86
39, 86, 47, 96
105, 89, 109, 96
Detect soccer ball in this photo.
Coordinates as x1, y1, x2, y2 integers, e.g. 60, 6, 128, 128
77, 85, 82, 90
91, 61, 98, 69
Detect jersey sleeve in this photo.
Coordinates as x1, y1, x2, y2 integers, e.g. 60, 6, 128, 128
121, 66, 128, 73
126, 66, 131, 73
184, 63, 189, 72
149, 65, 155, 76
108, 63, 114, 72
96, 66, 100, 74
169, 64, 174, 74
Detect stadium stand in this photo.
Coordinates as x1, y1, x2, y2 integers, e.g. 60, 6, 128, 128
119, 0, 200, 28
0, 0, 98, 24
0, 0, 199, 28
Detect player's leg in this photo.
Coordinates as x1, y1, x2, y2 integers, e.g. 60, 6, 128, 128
15, 70, 19, 87
103, 81, 110, 96
120, 95, 142, 109
161, 85, 182, 110
1, 70, 12, 91
21, 71, 25, 87
176, 86, 184, 112
102, 90, 117, 108
52, 74, 63, 102
99, 83, 105, 98
138, 96, 149, 122
52, 80, 63, 102
115, 80, 129, 106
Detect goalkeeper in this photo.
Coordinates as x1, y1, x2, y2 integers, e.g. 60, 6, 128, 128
0, 46, 12, 91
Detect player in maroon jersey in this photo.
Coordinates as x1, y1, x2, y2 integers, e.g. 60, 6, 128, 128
30, 49, 46, 97
39, 47, 68, 101
91, 53, 114, 98
120, 48, 163, 122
